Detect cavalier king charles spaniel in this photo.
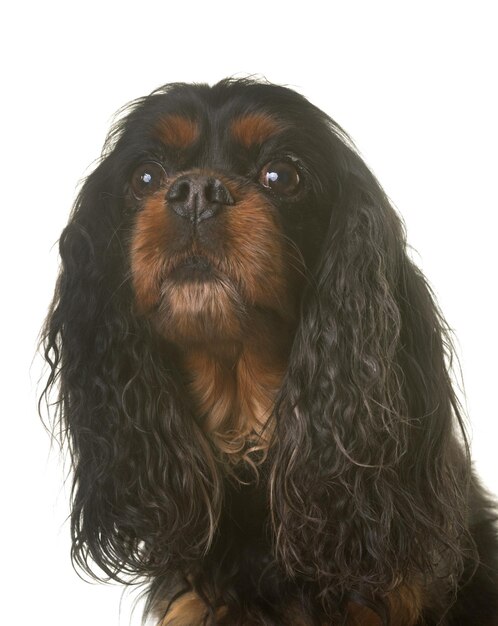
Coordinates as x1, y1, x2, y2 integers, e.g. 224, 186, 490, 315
42, 78, 498, 625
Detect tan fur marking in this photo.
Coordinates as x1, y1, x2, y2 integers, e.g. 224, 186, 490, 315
131, 172, 299, 330
183, 343, 286, 463
346, 604, 382, 626
156, 114, 199, 149
347, 582, 424, 626
131, 193, 171, 315
159, 592, 207, 625
387, 582, 424, 625
158, 592, 228, 626
231, 113, 285, 148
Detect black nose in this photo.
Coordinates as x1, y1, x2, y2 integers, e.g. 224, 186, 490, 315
166, 175, 234, 223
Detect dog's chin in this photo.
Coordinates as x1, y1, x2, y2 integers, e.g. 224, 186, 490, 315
152, 272, 247, 348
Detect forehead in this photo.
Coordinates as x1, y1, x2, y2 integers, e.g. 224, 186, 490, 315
121, 81, 318, 158
154, 109, 285, 152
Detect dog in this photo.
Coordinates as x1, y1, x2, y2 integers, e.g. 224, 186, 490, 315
42, 78, 498, 625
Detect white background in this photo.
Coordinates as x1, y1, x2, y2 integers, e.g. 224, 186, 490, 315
1, 1, 497, 624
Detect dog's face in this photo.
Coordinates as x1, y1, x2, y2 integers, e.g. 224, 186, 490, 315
117, 82, 334, 350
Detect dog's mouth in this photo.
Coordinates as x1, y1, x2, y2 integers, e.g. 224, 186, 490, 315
169, 255, 216, 282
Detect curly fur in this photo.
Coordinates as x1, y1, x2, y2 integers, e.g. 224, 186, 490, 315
41, 78, 498, 625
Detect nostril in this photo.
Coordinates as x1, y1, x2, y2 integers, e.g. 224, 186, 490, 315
206, 178, 234, 206
166, 179, 191, 202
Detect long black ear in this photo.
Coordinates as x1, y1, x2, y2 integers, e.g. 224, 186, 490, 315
270, 131, 470, 610
41, 151, 221, 582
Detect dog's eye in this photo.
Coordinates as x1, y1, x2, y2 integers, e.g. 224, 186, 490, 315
259, 160, 301, 196
130, 162, 167, 199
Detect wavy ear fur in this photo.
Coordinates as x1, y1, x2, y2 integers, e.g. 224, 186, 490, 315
41, 151, 221, 582
270, 132, 470, 608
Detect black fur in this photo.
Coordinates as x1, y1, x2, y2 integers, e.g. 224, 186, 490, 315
41, 78, 498, 625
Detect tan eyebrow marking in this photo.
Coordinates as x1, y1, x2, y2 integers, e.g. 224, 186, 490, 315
231, 113, 285, 148
156, 114, 200, 149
